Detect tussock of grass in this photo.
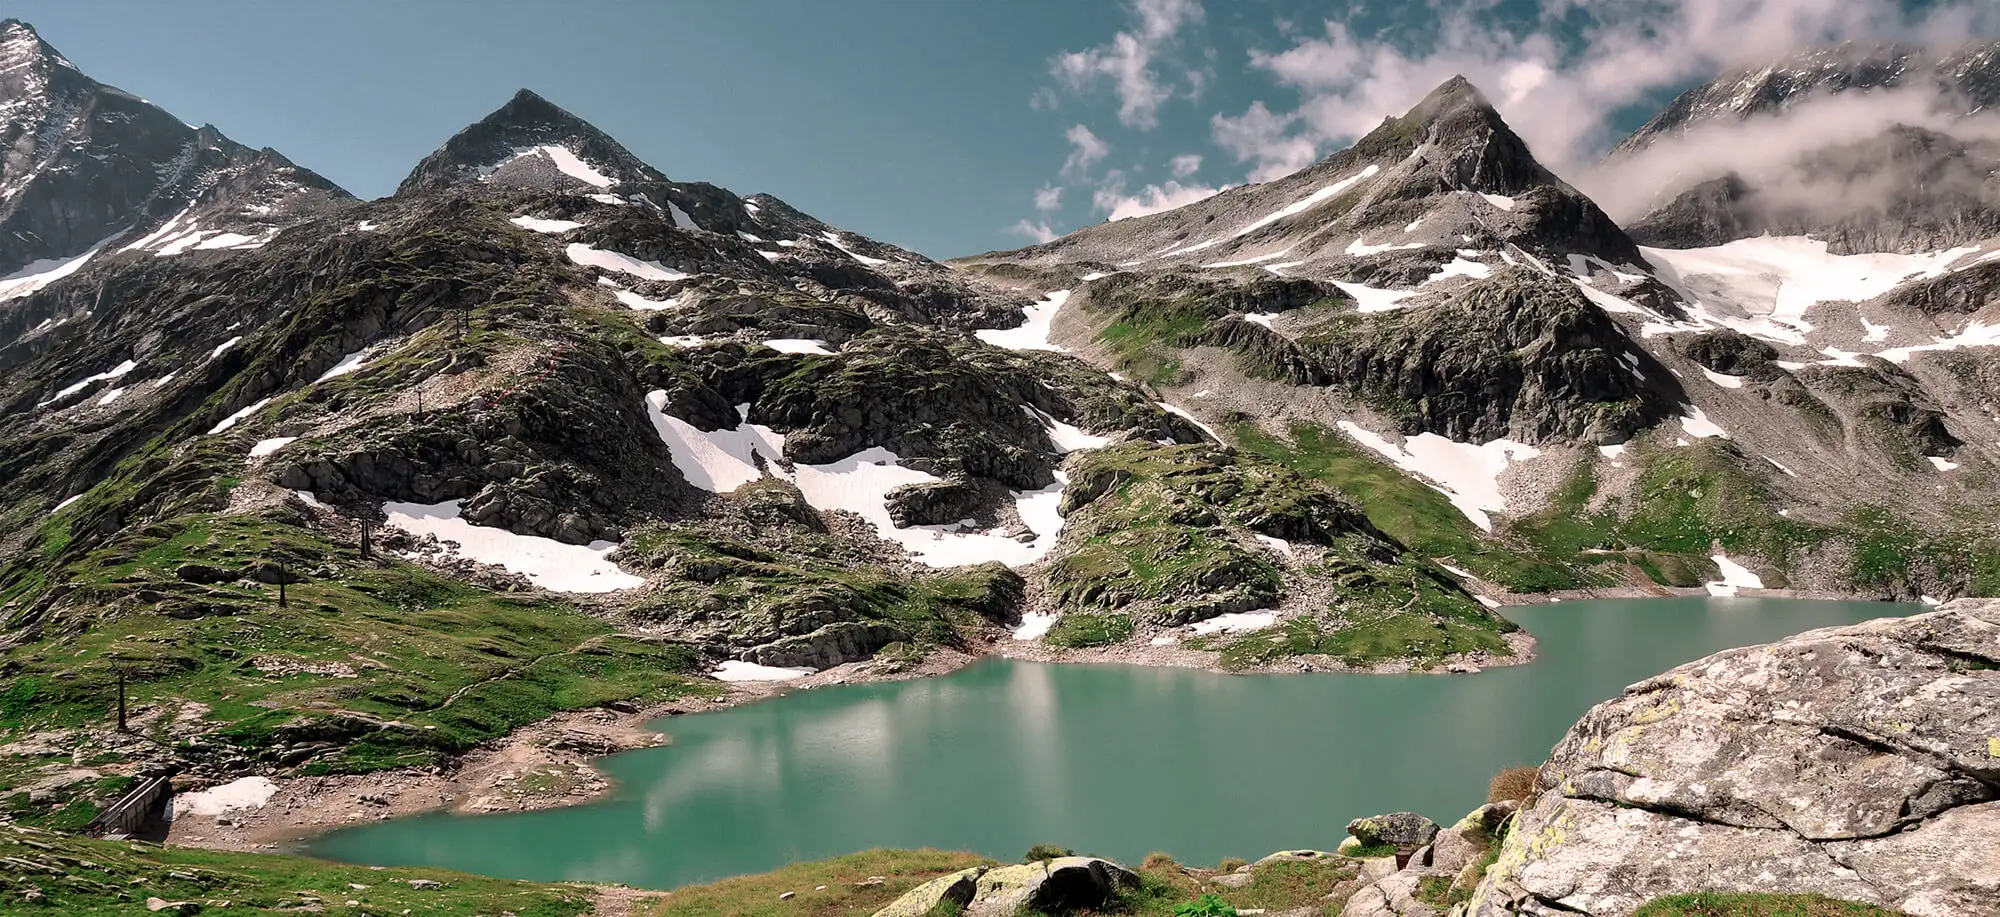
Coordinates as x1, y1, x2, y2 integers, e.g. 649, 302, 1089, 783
649, 849, 993, 917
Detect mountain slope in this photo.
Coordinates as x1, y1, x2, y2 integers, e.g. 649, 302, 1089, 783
1610, 40, 2000, 254
0, 20, 350, 286
991, 78, 1644, 284
964, 70, 2000, 608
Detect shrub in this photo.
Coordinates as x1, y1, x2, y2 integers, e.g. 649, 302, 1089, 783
1216, 857, 1247, 872
1142, 851, 1181, 871
1024, 843, 1073, 862
1173, 894, 1239, 917
1488, 765, 1539, 804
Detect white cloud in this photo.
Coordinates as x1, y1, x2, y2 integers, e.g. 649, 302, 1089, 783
1034, 185, 1065, 213
1093, 178, 1228, 221
1585, 82, 2000, 223
1061, 124, 1111, 179
1211, 100, 1319, 182
1219, 0, 2000, 176
1050, 0, 1206, 130
1169, 153, 1203, 178
1006, 219, 1060, 243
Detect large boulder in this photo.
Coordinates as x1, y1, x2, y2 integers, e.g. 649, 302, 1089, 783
870, 867, 986, 917
1347, 812, 1442, 849
965, 857, 1139, 917
1468, 599, 2000, 917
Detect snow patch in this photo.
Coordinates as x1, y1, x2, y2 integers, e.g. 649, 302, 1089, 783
384, 499, 642, 593
820, 231, 888, 266
616, 290, 679, 311
315, 347, 376, 383
1705, 554, 1763, 597
1253, 534, 1294, 559
1332, 281, 1418, 313
173, 777, 278, 818
1012, 612, 1057, 641
764, 338, 833, 355
1641, 238, 1978, 346
975, 290, 1071, 351
565, 243, 688, 281
667, 201, 702, 232
207, 397, 273, 435
510, 215, 583, 234
1345, 237, 1425, 256
49, 495, 83, 515
1029, 406, 1111, 453
645, 393, 787, 493
1336, 421, 1539, 532
1424, 257, 1492, 284
40, 360, 138, 407
1928, 456, 1959, 471
1679, 405, 1728, 439
534, 145, 616, 187
1479, 193, 1516, 211
1699, 367, 1744, 389
1190, 612, 1277, 636
713, 661, 814, 682
1230, 164, 1379, 240
249, 437, 297, 458
207, 336, 243, 361
1156, 401, 1221, 442
0, 247, 98, 300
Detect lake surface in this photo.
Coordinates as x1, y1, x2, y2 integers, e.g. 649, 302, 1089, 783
308, 597, 1912, 888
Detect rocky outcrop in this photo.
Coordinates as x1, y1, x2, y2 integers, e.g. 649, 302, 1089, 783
1347, 812, 1442, 850
870, 858, 1140, 917
870, 866, 986, 917
1467, 599, 2000, 917
1303, 268, 1682, 444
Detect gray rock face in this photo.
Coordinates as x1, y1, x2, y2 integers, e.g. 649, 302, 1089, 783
1346, 812, 1442, 849
870, 866, 985, 917
963, 857, 1139, 917
1469, 599, 2000, 917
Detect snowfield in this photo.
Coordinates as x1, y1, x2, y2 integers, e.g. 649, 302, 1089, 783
382, 499, 644, 593
1640, 237, 1980, 346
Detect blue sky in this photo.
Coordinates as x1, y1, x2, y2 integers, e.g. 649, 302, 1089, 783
11, 1, 1994, 258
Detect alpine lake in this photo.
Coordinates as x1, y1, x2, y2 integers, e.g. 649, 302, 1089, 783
306, 596, 1914, 889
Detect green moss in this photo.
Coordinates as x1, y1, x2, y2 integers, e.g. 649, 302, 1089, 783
1045, 613, 1135, 648
0, 512, 716, 775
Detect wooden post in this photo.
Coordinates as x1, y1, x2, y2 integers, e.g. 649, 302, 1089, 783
360, 519, 373, 558
278, 568, 288, 608
115, 667, 128, 733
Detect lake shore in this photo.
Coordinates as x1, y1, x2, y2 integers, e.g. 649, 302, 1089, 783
165, 585, 1894, 857
164, 648, 985, 855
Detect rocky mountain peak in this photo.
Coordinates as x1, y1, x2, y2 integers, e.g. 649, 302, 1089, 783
395, 88, 669, 196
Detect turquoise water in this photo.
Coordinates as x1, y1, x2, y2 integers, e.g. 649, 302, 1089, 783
307, 597, 1909, 888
